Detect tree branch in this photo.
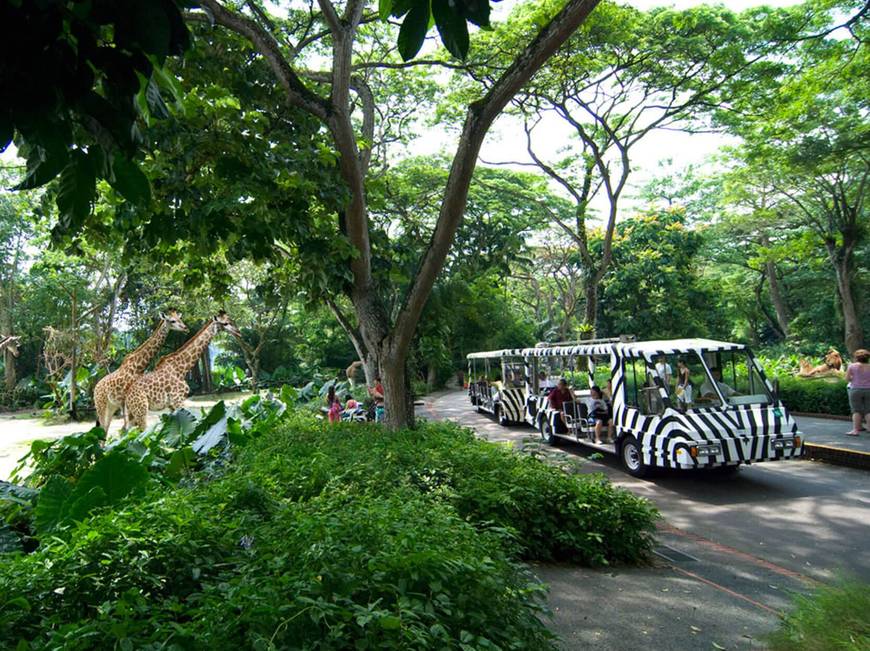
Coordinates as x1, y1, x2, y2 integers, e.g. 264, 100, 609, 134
195, 0, 330, 121
392, 0, 602, 356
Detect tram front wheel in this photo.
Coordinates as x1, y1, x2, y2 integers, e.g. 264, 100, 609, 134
620, 435, 650, 478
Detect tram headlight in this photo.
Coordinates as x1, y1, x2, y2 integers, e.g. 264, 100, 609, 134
688, 443, 721, 458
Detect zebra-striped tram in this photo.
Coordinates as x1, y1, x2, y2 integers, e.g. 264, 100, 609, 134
467, 338, 805, 477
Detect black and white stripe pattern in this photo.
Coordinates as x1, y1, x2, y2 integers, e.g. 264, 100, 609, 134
467, 338, 805, 470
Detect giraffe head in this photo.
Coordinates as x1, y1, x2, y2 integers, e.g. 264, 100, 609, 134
160, 309, 189, 333
213, 311, 242, 339
3, 335, 21, 358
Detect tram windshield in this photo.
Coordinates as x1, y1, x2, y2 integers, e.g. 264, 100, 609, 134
700, 349, 772, 406
651, 349, 772, 409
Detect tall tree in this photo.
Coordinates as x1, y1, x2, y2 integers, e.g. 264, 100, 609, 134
725, 3, 869, 351
173, 0, 601, 427
458, 0, 795, 335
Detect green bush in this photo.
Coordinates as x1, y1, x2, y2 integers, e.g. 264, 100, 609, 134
767, 579, 870, 651
0, 472, 553, 649
240, 417, 658, 565
0, 415, 657, 648
776, 375, 850, 415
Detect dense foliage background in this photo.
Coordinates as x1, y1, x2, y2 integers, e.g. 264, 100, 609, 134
0, 0, 866, 417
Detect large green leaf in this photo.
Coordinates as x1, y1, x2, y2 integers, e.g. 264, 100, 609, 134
459, 0, 491, 27
397, 1, 430, 62
0, 481, 38, 506
34, 476, 74, 533
13, 144, 69, 191
191, 402, 229, 455
432, 0, 470, 60
0, 525, 20, 553
74, 452, 148, 505
56, 150, 96, 231
279, 385, 298, 407
379, 0, 393, 20
159, 408, 197, 447
166, 446, 196, 479
68, 486, 108, 522
109, 154, 151, 204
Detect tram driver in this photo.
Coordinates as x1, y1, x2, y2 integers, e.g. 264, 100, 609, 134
700, 367, 736, 400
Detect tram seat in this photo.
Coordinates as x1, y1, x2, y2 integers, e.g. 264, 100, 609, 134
562, 401, 591, 434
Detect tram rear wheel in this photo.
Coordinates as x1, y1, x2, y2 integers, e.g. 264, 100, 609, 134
540, 420, 557, 446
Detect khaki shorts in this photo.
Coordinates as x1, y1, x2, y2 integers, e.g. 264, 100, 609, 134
848, 388, 870, 415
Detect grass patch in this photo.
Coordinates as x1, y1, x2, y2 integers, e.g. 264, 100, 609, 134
0, 413, 657, 649
767, 579, 870, 651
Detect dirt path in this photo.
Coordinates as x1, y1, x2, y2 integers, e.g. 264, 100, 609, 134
0, 391, 252, 481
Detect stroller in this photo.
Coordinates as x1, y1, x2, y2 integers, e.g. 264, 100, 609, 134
340, 399, 373, 422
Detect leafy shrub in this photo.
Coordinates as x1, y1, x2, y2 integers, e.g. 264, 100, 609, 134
766, 578, 870, 651
0, 474, 554, 649
775, 375, 850, 415
212, 363, 250, 391
11, 428, 106, 487
241, 417, 658, 565
0, 409, 657, 648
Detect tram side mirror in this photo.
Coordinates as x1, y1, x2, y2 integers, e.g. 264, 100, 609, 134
772, 378, 780, 403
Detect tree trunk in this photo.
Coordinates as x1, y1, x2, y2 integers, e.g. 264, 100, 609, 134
755, 272, 785, 341
69, 290, 78, 420
380, 348, 414, 429
765, 260, 791, 338
583, 279, 599, 337
201, 347, 213, 393
426, 363, 437, 390
1, 285, 14, 394
835, 258, 863, 354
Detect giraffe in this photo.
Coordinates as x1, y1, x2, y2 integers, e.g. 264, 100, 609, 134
345, 360, 363, 386
0, 335, 21, 358
93, 310, 189, 436
125, 311, 242, 430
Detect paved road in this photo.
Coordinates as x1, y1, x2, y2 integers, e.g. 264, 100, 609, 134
421, 390, 870, 650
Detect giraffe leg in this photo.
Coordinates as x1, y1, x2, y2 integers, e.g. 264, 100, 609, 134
126, 389, 148, 431
94, 382, 107, 429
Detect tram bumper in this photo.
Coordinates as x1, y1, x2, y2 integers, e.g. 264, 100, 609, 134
672, 433, 804, 468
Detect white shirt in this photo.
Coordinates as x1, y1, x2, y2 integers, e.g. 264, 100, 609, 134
655, 362, 672, 382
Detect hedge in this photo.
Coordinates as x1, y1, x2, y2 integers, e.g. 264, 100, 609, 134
776, 376, 850, 416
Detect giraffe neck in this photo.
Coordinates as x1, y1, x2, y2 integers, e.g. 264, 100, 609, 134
120, 322, 169, 374
167, 323, 218, 376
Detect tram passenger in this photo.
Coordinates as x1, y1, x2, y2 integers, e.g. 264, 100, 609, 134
675, 357, 693, 406
538, 371, 556, 393
654, 355, 673, 388
590, 385, 614, 444
548, 379, 574, 430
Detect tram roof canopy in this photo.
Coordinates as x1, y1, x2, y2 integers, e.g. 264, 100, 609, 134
467, 339, 746, 360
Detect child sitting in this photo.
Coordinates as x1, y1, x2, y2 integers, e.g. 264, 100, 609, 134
589, 385, 614, 444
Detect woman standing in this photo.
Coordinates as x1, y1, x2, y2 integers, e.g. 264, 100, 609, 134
326, 385, 342, 424
675, 357, 693, 407
845, 349, 870, 436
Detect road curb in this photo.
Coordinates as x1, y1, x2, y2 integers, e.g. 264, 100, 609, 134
804, 442, 870, 470
793, 411, 851, 421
